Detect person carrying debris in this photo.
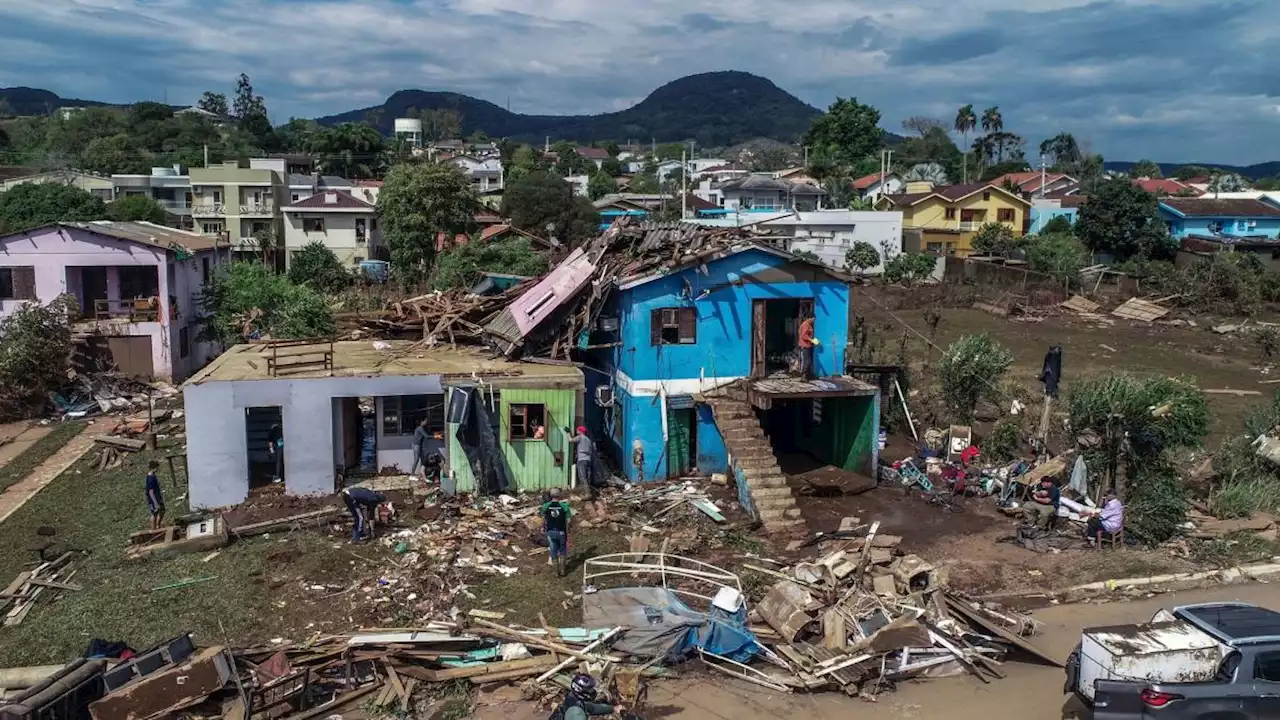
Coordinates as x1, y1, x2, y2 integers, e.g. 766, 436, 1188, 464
550, 674, 624, 720
411, 419, 445, 485
145, 460, 165, 530
798, 312, 820, 378
267, 422, 284, 483
569, 426, 599, 496
1084, 487, 1124, 543
1023, 476, 1060, 531
542, 488, 573, 577
342, 486, 392, 542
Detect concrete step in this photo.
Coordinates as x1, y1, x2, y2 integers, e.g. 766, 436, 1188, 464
746, 477, 790, 490
754, 496, 800, 512
763, 518, 808, 530
748, 486, 794, 499
729, 447, 775, 460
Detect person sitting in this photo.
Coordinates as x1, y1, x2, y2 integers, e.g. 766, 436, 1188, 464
1085, 488, 1124, 544
551, 674, 623, 720
1023, 477, 1060, 531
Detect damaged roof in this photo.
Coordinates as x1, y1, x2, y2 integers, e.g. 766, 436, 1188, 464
0, 221, 222, 253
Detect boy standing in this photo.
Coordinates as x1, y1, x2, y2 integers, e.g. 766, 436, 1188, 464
541, 488, 573, 577
145, 461, 165, 530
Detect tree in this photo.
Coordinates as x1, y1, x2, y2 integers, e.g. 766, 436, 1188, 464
377, 162, 478, 284
802, 97, 884, 175
895, 127, 962, 183
1026, 232, 1088, 287
287, 241, 352, 293
980, 106, 1003, 134
902, 116, 943, 137
954, 105, 977, 183
550, 142, 590, 176
603, 142, 621, 158
309, 123, 387, 179
107, 196, 168, 224
1041, 215, 1073, 234
1173, 165, 1212, 181
0, 296, 73, 420
200, 262, 335, 346
467, 130, 489, 145
587, 171, 615, 200
1208, 173, 1249, 193
1075, 178, 1173, 261
0, 183, 106, 233
845, 240, 880, 275
882, 253, 937, 286
0, 124, 8, 151
413, 108, 462, 142
971, 222, 1018, 256
501, 170, 600, 245
430, 236, 550, 290
1039, 133, 1080, 168
506, 145, 544, 182
197, 92, 228, 116
791, 250, 821, 264
600, 157, 624, 178
276, 118, 321, 153
0, 98, 14, 119
1255, 177, 1280, 191
901, 161, 949, 185
1129, 159, 1162, 179
80, 133, 148, 174
937, 334, 1014, 422
232, 73, 271, 140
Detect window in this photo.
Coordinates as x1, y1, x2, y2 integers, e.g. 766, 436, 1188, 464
944, 208, 956, 220
650, 307, 697, 345
118, 266, 159, 300
201, 221, 224, 235
201, 257, 211, 286
179, 326, 190, 358
304, 218, 325, 233
997, 208, 1015, 222
982, 191, 991, 201
508, 403, 547, 441
382, 394, 445, 436
356, 218, 367, 242
1254, 652, 1280, 682
0, 267, 36, 300
926, 242, 944, 253
212, 190, 222, 204
291, 193, 301, 202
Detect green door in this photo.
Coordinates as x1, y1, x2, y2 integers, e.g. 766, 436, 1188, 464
668, 408, 694, 478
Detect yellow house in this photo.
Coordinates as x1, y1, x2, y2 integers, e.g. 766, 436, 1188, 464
878, 182, 1030, 256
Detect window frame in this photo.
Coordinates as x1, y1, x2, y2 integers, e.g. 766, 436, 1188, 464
944, 208, 957, 220
1254, 651, 1280, 682
650, 307, 697, 346
179, 326, 190, 359
382, 394, 445, 436
508, 402, 547, 442
0, 266, 36, 300
997, 208, 1016, 222
304, 217, 326, 233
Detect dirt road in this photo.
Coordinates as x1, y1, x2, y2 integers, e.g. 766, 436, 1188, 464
645, 582, 1280, 720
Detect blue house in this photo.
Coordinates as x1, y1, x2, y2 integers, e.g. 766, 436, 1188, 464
587, 240, 880, 503
1158, 197, 1280, 240
1029, 197, 1084, 234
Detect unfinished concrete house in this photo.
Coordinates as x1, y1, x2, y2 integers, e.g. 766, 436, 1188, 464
183, 340, 584, 508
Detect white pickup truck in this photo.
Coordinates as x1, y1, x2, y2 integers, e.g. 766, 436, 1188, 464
1065, 602, 1280, 719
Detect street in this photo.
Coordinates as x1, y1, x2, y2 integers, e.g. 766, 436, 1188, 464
644, 582, 1280, 720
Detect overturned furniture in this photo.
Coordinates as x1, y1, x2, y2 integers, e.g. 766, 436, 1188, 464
125, 515, 228, 561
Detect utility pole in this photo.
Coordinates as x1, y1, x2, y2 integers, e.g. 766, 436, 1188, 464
681, 149, 688, 220
803, 145, 810, 169
203, 144, 208, 168
1039, 154, 1048, 198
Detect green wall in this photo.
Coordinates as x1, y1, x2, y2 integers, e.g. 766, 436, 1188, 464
447, 386, 576, 493
800, 395, 878, 476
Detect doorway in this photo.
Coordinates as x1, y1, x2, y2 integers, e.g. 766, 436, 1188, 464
82, 267, 108, 316
750, 298, 813, 377
667, 407, 697, 478
245, 406, 283, 488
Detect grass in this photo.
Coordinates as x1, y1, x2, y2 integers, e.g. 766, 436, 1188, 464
1189, 532, 1279, 569
0, 422, 85, 492
1211, 475, 1280, 519
0, 438, 395, 666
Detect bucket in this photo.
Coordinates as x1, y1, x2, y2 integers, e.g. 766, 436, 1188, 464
439, 473, 457, 497
878, 429, 887, 450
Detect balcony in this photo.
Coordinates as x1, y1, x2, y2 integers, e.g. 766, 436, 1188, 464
155, 199, 191, 216
191, 202, 225, 216
77, 297, 163, 323
958, 221, 979, 231
239, 201, 275, 216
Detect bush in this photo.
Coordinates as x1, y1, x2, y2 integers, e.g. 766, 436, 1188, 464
106, 195, 168, 224
1026, 232, 1088, 288
936, 334, 1014, 422
984, 418, 1021, 461
1041, 215, 1073, 234
200, 262, 335, 346
287, 241, 352, 294
1126, 463, 1188, 544
845, 241, 880, 274
1180, 253, 1277, 316
883, 253, 936, 286
0, 297, 73, 420
970, 222, 1018, 256
430, 237, 550, 291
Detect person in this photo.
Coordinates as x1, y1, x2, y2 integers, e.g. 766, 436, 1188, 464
1085, 488, 1124, 543
542, 488, 573, 577
550, 674, 624, 720
267, 422, 284, 483
410, 419, 436, 479
1023, 477, 1060, 531
145, 460, 165, 530
569, 426, 598, 496
342, 486, 391, 542
533, 423, 547, 440
798, 313, 820, 379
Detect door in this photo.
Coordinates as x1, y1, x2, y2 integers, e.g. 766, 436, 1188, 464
105, 336, 154, 379
341, 398, 361, 470
751, 299, 767, 379
667, 408, 695, 478
82, 267, 108, 316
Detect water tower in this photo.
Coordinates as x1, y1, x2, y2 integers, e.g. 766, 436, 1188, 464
394, 117, 423, 148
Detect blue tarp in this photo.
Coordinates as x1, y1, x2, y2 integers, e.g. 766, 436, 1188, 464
582, 587, 760, 663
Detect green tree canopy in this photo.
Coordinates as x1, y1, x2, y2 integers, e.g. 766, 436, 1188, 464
506, 145, 544, 182
1041, 215, 1073, 234
1075, 178, 1172, 261
802, 97, 884, 176
501, 170, 600, 245
309, 123, 387, 179
1172, 164, 1211, 181
430, 237, 550, 290
106, 195, 168, 224
845, 241, 880, 275
938, 333, 1014, 422
0, 183, 106, 233
1025, 232, 1088, 287
883, 252, 937, 286
970, 222, 1018, 256
197, 92, 228, 116
1129, 159, 1162, 179
0, 296, 73, 421
587, 171, 615, 200
377, 161, 479, 284
286, 241, 352, 294
200, 262, 335, 346
81, 134, 149, 174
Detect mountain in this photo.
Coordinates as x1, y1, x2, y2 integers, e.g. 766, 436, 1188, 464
315, 71, 823, 147
1104, 160, 1280, 180
0, 87, 113, 115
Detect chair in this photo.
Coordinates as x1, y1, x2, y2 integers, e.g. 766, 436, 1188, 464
1095, 527, 1124, 550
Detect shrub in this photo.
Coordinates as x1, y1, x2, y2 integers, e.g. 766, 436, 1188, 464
970, 222, 1018, 256
1040, 215, 1073, 234
1026, 232, 1088, 288
984, 418, 1021, 461
200, 262, 335, 346
287, 240, 351, 294
883, 253, 937, 286
430, 237, 550, 291
0, 297, 73, 421
845, 241, 880, 275
936, 334, 1014, 422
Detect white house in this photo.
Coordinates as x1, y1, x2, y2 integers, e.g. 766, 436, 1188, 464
852, 172, 904, 201
760, 210, 904, 273
282, 190, 381, 267
286, 173, 352, 205
656, 160, 687, 184
714, 175, 826, 213
450, 155, 504, 193
564, 175, 590, 197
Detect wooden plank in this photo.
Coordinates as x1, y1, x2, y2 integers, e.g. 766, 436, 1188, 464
401, 656, 557, 683
27, 579, 81, 592
943, 594, 1062, 667
385, 664, 406, 701
93, 435, 147, 451
230, 507, 343, 537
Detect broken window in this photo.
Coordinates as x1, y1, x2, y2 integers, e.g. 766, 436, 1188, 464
0, 267, 36, 300
508, 403, 546, 441
382, 394, 445, 436
650, 308, 697, 345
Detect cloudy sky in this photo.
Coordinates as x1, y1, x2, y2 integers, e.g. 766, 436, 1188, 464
1, 0, 1276, 164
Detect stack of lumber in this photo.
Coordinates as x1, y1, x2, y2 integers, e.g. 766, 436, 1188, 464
1, 552, 82, 627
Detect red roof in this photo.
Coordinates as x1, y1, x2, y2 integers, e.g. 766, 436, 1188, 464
1133, 178, 1203, 196
576, 147, 610, 160
1183, 176, 1211, 185
285, 190, 374, 210
852, 172, 892, 190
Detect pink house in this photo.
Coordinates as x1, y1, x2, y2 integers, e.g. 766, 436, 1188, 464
0, 221, 227, 382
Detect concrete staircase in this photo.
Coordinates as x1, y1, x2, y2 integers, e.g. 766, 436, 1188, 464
706, 395, 806, 531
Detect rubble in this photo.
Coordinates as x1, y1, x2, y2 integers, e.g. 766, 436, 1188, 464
1, 552, 83, 627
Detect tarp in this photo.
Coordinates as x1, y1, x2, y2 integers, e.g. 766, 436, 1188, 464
582, 587, 760, 663
449, 384, 510, 494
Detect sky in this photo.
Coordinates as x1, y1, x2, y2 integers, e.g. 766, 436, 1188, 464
1, 0, 1277, 165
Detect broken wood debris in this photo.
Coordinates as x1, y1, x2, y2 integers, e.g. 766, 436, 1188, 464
1, 552, 81, 626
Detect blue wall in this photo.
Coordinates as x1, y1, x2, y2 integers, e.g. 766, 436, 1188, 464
1157, 208, 1280, 240
613, 248, 850, 382
1029, 207, 1077, 234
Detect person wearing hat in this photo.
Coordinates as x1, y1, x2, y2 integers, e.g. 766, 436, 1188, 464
1084, 488, 1124, 543
569, 425, 598, 496
550, 674, 624, 720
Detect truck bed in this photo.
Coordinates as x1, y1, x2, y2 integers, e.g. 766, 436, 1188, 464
1077, 620, 1227, 701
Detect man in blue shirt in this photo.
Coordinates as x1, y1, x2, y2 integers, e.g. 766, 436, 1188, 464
1024, 477, 1060, 531
342, 486, 391, 542
145, 460, 165, 530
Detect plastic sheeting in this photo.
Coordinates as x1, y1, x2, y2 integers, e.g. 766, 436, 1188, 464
449, 384, 510, 495
582, 587, 760, 663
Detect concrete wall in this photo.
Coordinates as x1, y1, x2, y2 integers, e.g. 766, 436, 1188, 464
184, 375, 443, 508
776, 211, 904, 273
283, 212, 381, 266
1158, 212, 1280, 240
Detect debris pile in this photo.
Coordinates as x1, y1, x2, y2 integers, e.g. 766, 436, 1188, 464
337, 286, 531, 345
1, 551, 82, 628
49, 372, 179, 419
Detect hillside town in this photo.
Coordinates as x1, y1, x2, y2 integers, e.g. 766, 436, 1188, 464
5, 68, 1280, 720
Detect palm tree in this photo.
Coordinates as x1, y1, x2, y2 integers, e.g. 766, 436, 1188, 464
981, 106, 1003, 134
954, 105, 977, 183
